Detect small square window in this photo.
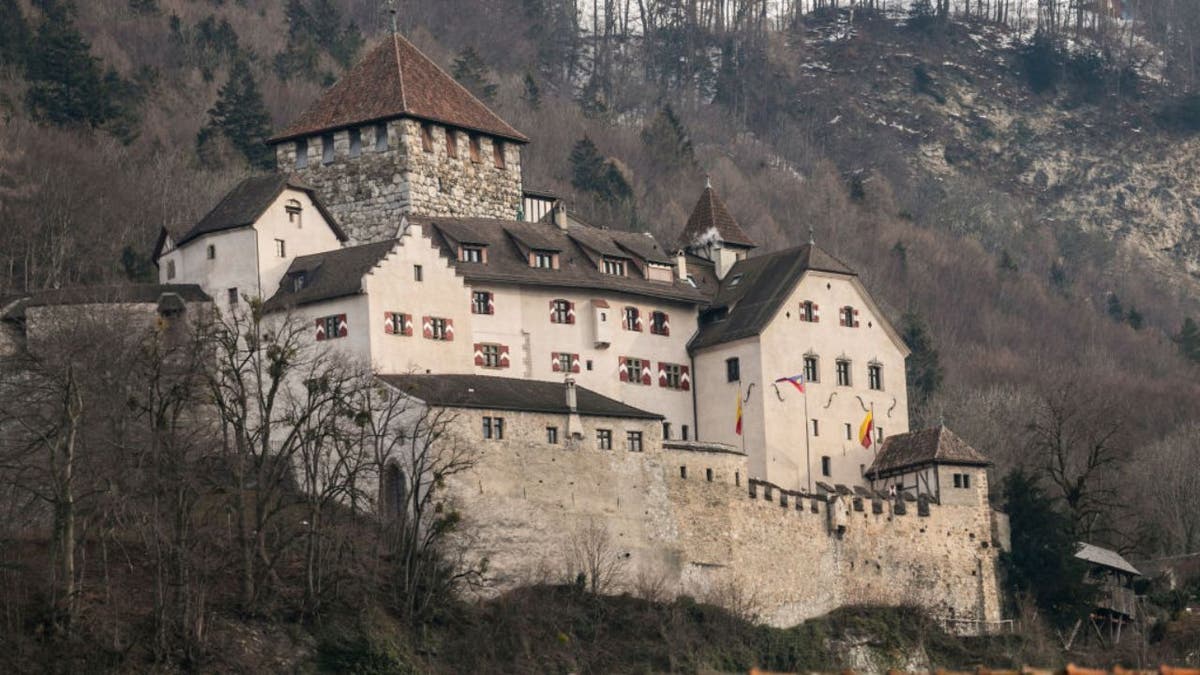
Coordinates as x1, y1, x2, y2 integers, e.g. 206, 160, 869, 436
472, 291, 492, 314
547, 427, 559, 444
481, 343, 501, 368
274, 239, 286, 258
414, 265, 423, 282
627, 431, 643, 452
586, 360, 594, 371
206, 244, 216, 260
483, 416, 504, 440
726, 357, 740, 383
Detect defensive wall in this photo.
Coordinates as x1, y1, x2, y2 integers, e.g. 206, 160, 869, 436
445, 416, 1004, 630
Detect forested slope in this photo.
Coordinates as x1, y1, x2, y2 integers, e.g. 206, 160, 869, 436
3, 0, 1200, 558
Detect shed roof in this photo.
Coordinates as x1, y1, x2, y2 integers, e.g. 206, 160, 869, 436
1076, 543, 1141, 576
271, 35, 527, 143
865, 427, 991, 478
377, 374, 662, 419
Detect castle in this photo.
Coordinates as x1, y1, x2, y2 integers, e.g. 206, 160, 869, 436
7, 34, 1007, 629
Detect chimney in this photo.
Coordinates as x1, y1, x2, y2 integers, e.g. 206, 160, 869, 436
553, 201, 568, 230
565, 377, 578, 411
675, 250, 688, 281
564, 377, 584, 445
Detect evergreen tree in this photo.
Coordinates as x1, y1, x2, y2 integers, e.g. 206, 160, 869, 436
1001, 470, 1096, 631
0, 0, 30, 67
901, 311, 943, 412
198, 59, 273, 169
1177, 317, 1200, 363
640, 105, 694, 171
24, 3, 116, 127
998, 249, 1018, 273
1106, 293, 1124, 322
452, 47, 498, 103
522, 72, 541, 109
1126, 307, 1144, 330
569, 136, 631, 206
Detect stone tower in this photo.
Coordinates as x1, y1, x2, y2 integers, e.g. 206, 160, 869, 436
268, 35, 529, 244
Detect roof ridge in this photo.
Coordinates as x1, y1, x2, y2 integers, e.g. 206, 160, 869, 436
392, 34, 407, 112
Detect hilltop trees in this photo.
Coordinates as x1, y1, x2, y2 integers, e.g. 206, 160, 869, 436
901, 311, 942, 420
452, 47, 499, 104
197, 59, 273, 169
1177, 317, 1200, 363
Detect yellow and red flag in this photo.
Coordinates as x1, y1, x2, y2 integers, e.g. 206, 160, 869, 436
858, 410, 874, 449
735, 391, 744, 436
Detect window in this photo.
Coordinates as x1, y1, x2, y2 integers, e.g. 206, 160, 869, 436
804, 355, 819, 383
661, 363, 685, 390
726, 357, 740, 383
627, 431, 643, 452
681, 425, 689, 440
375, 122, 389, 151
286, 199, 302, 226
650, 311, 669, 336
953, 473, 972, 489
413, 265, 423, 282
624, 305, 643, 331
840, 305, 859, 328
868, 364, 883, 391
836, 359, 851, 386
532, 250, 555, 268
206, 244, 216, 260
478, 343, 500, 368
550, 299, 572, 324
290, 272, 307, 292
586, 360, 593, 371
603, 258, 626, 276
493, 140, 506, 168
274, 239, 286, 258
420, 123, 434, 152
623, 306, 640, 331
384, 312, 410, 335
547, 427, 559, 444
382, 463, 406, 519
322, 133, 335, 165
555, 352, 573, 373
318, 314, 346, 340
295, 139, 308, 168
472, 291, 493, 315
597, 429, 612, 450
821, 456, 832, 477
429, 317, 450, 341
680, 466, 688, 479
662, 422, 671, 440
482, 416, 504, 440
800, 300, 816, 322
624, 357, 645, 384
166, 259, 176, 279
469, 134, 482, 163
811, 419, 820, 437
460, 245, 485, 263
876, 426, 884, 444
445, 128, 458, 158
228, 288, 239, 306
706, 468, 714, 482
844, 423, 852, 440
349, 128, 362, 157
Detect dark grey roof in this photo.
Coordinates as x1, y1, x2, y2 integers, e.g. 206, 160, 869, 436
689, 243, 856, 351
170, 174, 348, 250
865, 427, 991, 479
377, 374, 663, 419
263, 239, 398, 311
414, 216, 707, 305
2, 284, 211, 321
1076, 543, 1141, 576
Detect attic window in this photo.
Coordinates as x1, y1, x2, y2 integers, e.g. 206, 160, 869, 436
532, 250, 556, 269
602, 258, 626, 276
375, 122, 389, 151
285, 199, 302, 226
460, 245, 486, 263
349, 128, 362, 157
728, 274, 743, 287
295, 139, 308, 168
290, 272, 307, 292
469, 135, 482, 163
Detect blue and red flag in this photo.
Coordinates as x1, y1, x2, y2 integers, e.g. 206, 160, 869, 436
774, 373, 806, 394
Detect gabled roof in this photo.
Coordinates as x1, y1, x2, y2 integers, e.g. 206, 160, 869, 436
1076, 543, 1141, 576
159, 174, 347, 258
688, 243, 856, 350
2, 284, 211, 321
262, 239, 398, 312
377, 374, 662, 420
414, 216, 707, 305
865, 427, 991, 479
678, 185, 756, 250
270, 34, 528, 144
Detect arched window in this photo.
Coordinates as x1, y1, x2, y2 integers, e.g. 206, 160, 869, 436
382, 463, 406, 519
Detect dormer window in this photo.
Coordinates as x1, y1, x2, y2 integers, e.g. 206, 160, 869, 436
531, 250, 556, 269
289, 272, 307, 292
469, 134, 482, 163
295, 139, 308, 168
602, 258, 626, 276
728, 274, 743, 287
460, 245, 486, 263
285, 199, 302, 227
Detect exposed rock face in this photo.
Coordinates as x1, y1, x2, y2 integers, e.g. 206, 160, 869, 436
275, 119, 523, 244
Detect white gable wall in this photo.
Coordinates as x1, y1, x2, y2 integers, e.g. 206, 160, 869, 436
254, 189, 344, 300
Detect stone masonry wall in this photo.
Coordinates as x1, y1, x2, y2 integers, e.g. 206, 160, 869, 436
274, 119, 523, 245
445, 428, 1003, 630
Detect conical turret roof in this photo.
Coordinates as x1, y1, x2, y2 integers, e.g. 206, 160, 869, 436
677, 183, 756, 250
270, 34, 527, 144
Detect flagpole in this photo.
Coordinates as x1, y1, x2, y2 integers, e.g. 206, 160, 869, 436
870, 400, 876, 454
803, 385, 812, 493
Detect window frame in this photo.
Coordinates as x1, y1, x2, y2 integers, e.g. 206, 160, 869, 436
624, 357, 644, 385
627, 431, 644, 452
468, 134, 482, 163
800, 300, 815, 322
460, 245, 485, 263
603, 258, 626, 276
295, 138, 308, 168
413, 264, 423, 282
550, 299, 571, 324
206, 244, 216, 260
274, 238, 286, 258
546, 426, 559, 444
804, 355, 819, 383
836, 359, 851, 387
430, 317, 449, 341
349, 128, 362, 157
650, 310, 668, 335
597, 429, 613, 450
481, 343, 502, 368
532, 250, 555, 268
375, 122, 389, 151
662, 363, 683, 390
471, 290, 493, 315
726, 357, 740, 383
322, 133, 335, 165
868, 363, 883, 391
821, 456, 832, 477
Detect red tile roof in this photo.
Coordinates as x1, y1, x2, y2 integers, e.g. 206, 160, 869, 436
678, 185, 756, 249
270, 34, 528, 144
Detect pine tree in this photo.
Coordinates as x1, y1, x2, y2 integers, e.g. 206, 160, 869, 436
902, 311, 943, 412
1106, 293, 1124, 322
570, 136, 631, 206
522, 72, 541, 109
1126, 307, 1144, 330
198, 59, 273, 169
452, 47, 498, 103
0, 0, 30, 67
640, 105, 694, 171
1177, 317, 1200, 363
24, 3, 115, 127
998, 249, 1018, 273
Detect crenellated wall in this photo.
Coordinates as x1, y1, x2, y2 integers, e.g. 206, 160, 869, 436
445, 429, 1003, 630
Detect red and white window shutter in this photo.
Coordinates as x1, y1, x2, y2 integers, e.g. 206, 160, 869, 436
680, 364, 691, 391
499, 344, 510, 367
422, 316, 433, 339
473, 343, 485, 367
640, 358, 652, 385
618, 356, 628, 382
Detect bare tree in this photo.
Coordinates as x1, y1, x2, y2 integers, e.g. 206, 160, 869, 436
566, 517, 628, 595
1137, 424, 1200, 556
